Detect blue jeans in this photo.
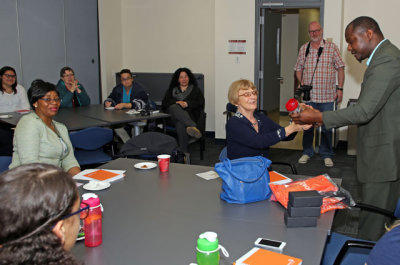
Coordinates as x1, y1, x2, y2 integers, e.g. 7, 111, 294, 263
302, 102, 334, 159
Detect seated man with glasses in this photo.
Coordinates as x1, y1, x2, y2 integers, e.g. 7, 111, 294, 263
9, 79, 80, 176
104, 68, 148, 110
0, 163, 85, 264
104, 69, 149, 142
226, 79, 310, 160
56, 66, 91, 108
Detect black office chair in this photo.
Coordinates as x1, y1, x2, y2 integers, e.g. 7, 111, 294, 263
223, 103, 297, 174
321, 198, 400, 265
118, 132, 187, 164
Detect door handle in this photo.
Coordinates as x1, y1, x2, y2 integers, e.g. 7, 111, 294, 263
276, 27, 280, 64
276, 77, 284, 80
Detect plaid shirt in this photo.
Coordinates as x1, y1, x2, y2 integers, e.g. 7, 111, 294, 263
294, 40, 345, 103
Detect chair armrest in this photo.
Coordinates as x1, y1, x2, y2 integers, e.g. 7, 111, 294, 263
270, 161, 298, 175
196, 110, 206, 135
333, 240, 375, 265
355, 202, 396, 219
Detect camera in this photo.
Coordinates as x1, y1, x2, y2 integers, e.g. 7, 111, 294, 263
140, 109, 150, 116
295, 85, 313, 102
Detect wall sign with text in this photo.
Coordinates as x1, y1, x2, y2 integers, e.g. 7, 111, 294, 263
228, 40, 246, 54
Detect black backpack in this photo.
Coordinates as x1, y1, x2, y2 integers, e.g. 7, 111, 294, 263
120, 132, 186, 163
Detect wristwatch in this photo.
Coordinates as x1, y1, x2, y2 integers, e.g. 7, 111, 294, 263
336, 86, 343, 91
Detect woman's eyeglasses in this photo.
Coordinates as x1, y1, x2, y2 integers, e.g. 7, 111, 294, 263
62, 202, 90, 220
238, 90, 258, 97
3, 74, 16, 79
40, 97, 61, 103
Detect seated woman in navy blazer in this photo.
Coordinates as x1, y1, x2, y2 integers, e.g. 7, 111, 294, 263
226, 79, 311, 160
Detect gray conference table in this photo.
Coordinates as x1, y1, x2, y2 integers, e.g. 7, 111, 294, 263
72, 158, 337, 265
0, 110, 108, 131
0, 104, 170, 131
71, 104, 170, 127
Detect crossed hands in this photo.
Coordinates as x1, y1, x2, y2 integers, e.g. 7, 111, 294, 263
176, 101, 188, 108
66, 80, 81, 93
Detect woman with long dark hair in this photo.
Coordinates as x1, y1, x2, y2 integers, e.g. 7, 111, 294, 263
162, 67, 205, 152
0, 163, 85, 264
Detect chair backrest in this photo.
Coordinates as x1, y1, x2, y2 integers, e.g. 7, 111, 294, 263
321, 232, 373, 265
395, 198, 400, 219
120, 132, 178, 156
219, 146, 228, 161
0, 156, 12, 173
225, 103, 237, 122
224, 103, 267, 122
69, 127, 113, 150
115, 72, 204, 104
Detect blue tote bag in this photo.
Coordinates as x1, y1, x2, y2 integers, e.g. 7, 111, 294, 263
215, 156, 272, 204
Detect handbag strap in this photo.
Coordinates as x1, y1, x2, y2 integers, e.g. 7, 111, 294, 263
222, 157, 269, 183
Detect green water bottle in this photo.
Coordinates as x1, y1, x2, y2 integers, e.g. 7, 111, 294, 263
196, 232, 221, 265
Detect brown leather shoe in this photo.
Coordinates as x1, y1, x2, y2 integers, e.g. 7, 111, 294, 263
186, 126, 202, 139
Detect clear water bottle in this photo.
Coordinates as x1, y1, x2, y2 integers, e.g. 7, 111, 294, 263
196, 232, 229, 265
81, 193, 103, 247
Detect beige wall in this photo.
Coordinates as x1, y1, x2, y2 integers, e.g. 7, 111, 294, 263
214, 0, 255, 139
298, 9, 320, 50
119, 0, 215, 131
98, 0, 400, 140
98, 0, 123, 99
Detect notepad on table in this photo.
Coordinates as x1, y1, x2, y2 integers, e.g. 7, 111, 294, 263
196, 170, 219, 180
73, 169, 126, 182
235, 247, 302, 265
269, 171, 293, 185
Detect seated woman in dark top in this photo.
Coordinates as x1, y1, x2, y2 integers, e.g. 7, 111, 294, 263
226, 79, 311, 160
366, 220, 400, 265
162, 67, 205, 152
56, 66, 91, 108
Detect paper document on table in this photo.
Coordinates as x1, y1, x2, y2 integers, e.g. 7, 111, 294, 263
126, 109, 140, 115
269, 171, 293, 185
235, 247, 302, 265
73, 169, 126, 182
196, 170, 220, 180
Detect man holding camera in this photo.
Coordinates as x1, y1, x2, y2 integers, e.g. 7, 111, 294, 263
294, 21, 345, 167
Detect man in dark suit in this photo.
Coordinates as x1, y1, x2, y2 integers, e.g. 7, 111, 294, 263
291, 16, 400, 241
